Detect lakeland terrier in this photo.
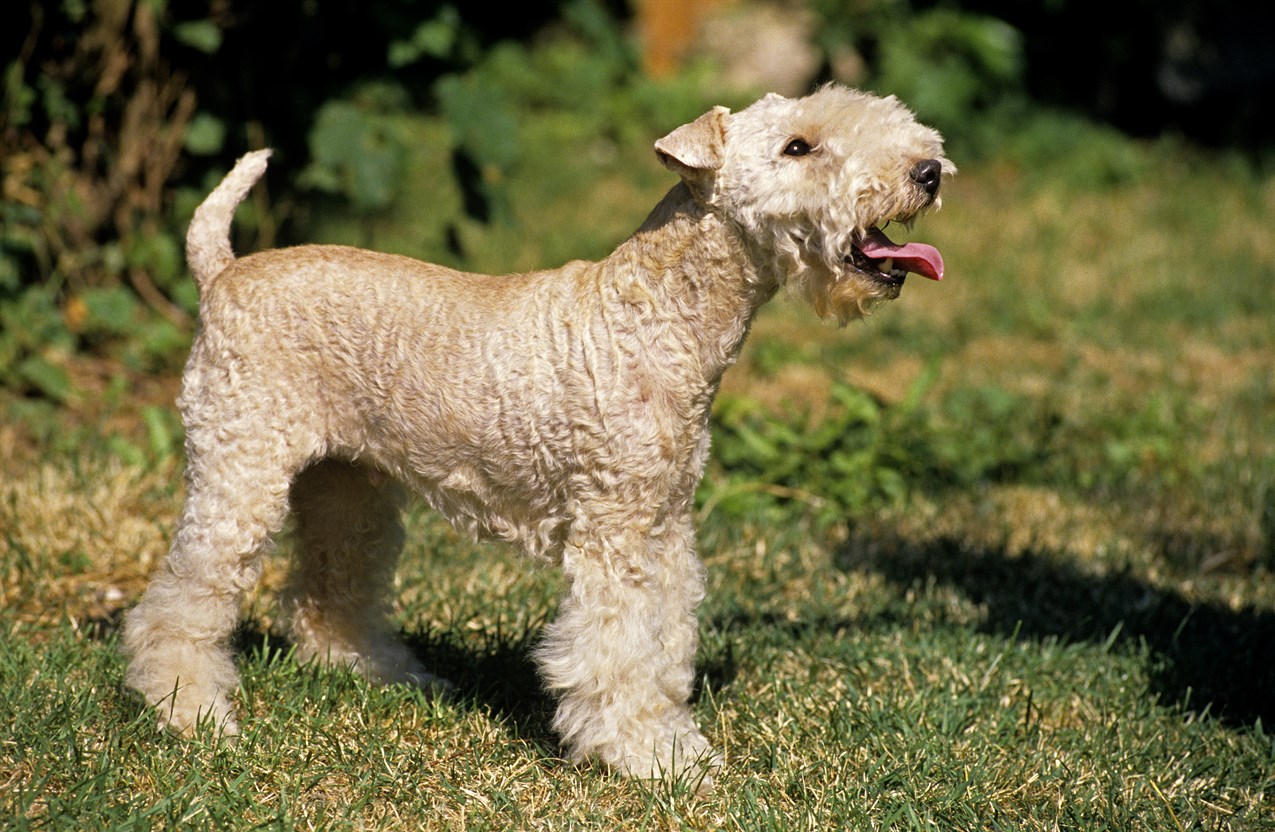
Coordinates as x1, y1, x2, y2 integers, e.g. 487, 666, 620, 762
122, 84, 951, 788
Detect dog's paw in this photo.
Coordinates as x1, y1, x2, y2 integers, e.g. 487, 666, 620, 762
155, 689, 240, 741
611, 728, 721, 794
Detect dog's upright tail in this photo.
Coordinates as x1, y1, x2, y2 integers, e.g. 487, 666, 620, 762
186, 149, 272, 290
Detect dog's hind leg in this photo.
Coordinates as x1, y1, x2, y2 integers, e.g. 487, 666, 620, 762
122, 420, 298, 737
283, 459, 445, 691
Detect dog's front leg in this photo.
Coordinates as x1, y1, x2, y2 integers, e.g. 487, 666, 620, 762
535, 513, 718, 789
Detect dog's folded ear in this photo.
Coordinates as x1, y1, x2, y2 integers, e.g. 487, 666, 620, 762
655, 106, 729, 182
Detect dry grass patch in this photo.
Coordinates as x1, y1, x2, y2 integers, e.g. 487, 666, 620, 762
1, 459, 178, 625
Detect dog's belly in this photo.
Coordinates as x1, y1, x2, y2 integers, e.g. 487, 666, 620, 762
339, 373, 578, 561
402, 460, 571, 560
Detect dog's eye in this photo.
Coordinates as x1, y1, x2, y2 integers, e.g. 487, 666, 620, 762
782, 138, 813, 157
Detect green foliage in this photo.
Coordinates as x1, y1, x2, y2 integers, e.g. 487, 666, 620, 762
704, 383, 918, 525
0, 0, 218, 404
436, 72, 521, 172
701, 370, 1208, 528
301, 93, 410, 213
703, 372, 1014, 527
1002, 109, 1156, 188
387, 6, 468, 68
435, 71, 522, 224
299, 0, 648, 233
76, 287, 136, 337
0, 287, 75, 402
873, 9, 1024, 134
922, 384, 1049, 486
183, 112, 228, 157
810, 0, 1026, 158
172, 19, 224, 55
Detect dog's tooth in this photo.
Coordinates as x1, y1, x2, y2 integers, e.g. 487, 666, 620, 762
880, 258, 893, 272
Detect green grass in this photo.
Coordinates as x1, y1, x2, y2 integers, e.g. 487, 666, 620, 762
3, 101, 1274, 828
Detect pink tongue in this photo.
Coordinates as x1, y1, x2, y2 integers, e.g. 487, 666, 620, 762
858, 227, 944, 281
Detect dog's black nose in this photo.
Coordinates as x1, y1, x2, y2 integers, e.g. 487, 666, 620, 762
910, 159, 942, 196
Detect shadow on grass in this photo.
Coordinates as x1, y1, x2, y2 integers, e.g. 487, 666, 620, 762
222, 624, 559, 747
836, 531, 1275, 728
91, 601, 728, 755
230, 623, 735, 753
403, 628, 557, 743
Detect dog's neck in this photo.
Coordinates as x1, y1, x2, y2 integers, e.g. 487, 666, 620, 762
606, 183, 780, 383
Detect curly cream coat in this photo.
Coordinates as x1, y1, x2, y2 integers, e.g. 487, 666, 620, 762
122, 84, 951, 789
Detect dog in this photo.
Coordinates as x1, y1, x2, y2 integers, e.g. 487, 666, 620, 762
122, 83, 951, 789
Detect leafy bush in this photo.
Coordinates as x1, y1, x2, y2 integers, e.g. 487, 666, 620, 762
2, 2, 201, 304
300, 88, 412, 214
809, 1, 1026, 160
0, 0, 651, 401
703, 384, 910, 525
699, 372, 1201, 527
999, 109, 1158, 189
0, 287, 75, 402
1, 1, 228, 398
871, 9, 1024, 137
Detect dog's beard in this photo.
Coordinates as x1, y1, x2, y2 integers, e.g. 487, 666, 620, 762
792, 261, 900, 324
772, 230, 903, 325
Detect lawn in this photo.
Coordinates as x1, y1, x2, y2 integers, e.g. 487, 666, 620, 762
2, 102, 1273, 829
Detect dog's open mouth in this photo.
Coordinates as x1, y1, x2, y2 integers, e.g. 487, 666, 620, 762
846, 226, 944, 284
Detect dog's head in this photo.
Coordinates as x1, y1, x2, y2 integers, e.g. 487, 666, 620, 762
656, 85, 953, 323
